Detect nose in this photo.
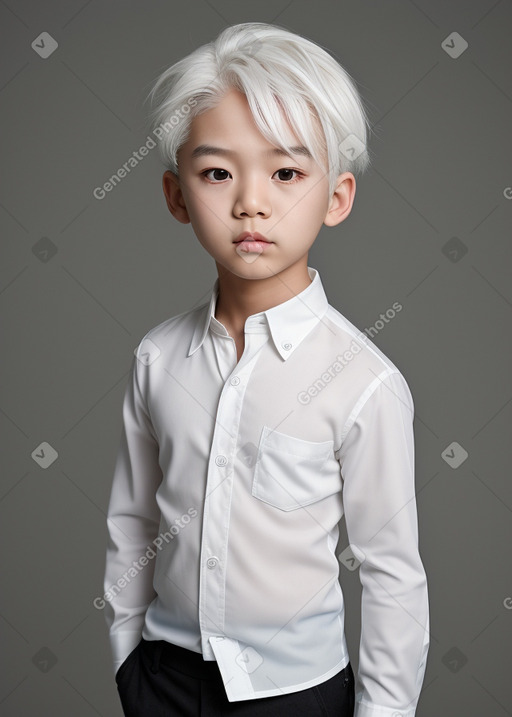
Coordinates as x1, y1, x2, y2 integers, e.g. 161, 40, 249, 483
232, 175, 271, 218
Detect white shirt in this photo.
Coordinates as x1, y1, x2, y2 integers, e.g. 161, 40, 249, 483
103, 266, 429, 716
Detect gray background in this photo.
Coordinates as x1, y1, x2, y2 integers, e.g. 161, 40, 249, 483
1, 0, 511, 715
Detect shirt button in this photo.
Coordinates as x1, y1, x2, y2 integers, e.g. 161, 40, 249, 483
282, 342, 292, 350
230, 376, 240, 386
207, 557, 219, 569
215, 455, 227, 466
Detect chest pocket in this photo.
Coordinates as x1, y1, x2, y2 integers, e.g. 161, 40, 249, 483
252, 425, 340, 511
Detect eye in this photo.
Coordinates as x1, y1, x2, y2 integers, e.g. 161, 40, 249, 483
202, 168, 231, 182
273, 168, 304, 183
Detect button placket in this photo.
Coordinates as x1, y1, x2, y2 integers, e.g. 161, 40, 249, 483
198, 354, 247, 649
198, 332, 267, 654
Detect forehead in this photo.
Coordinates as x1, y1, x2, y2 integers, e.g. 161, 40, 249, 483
183, 88, 301, 152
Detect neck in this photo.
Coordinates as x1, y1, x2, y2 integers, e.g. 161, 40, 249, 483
214, 262, 313, 334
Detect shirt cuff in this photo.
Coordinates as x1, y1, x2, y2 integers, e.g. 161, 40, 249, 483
110, 630, 143, 678
355, 698, 416, 717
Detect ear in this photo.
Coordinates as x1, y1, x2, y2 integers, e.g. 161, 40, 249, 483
323, 172, 356, 227
162, 170, 191, 224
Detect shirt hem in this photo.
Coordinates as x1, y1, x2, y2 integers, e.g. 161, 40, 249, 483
225, 657, 350, 702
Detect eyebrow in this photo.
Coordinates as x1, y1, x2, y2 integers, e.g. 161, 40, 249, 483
190, 144, 313, 160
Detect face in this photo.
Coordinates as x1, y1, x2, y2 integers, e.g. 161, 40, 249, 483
162, 88, 354, 283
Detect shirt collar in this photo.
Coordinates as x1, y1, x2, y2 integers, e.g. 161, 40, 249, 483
188, 266, 329, 361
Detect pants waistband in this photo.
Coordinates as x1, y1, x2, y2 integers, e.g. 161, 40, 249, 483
141, 638, 221, 679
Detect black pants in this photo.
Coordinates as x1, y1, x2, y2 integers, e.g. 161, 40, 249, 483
115, 637, 355, 716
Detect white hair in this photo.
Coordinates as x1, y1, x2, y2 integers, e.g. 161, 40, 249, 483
144, 22, 374, 197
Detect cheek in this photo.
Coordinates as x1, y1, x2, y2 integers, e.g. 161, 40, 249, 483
288, 191, 328, 232
308, 189, 330, 226
185, 191, 225, 230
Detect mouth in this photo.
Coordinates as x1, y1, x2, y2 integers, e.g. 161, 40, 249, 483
234, 231, 274, 255
234, 231, 273, 244
233, 232, 274, 255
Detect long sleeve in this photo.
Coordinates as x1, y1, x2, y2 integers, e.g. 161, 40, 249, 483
338, 369, 430, 717
103, 346, 163, 677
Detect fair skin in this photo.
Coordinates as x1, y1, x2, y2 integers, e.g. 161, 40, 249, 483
162, 88, 356, 362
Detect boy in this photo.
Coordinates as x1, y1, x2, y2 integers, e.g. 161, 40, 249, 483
103, 21, 430, 717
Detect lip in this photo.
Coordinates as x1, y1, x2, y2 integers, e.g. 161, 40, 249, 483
234, 231, 272, 244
